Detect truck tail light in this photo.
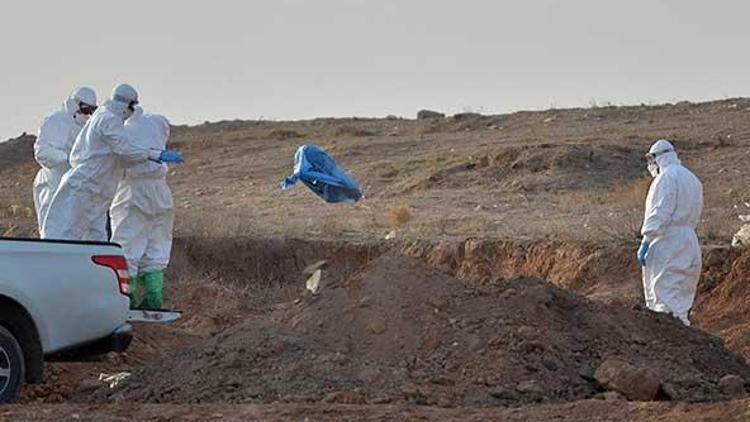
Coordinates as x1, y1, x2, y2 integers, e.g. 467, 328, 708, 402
92, 255, 129, 296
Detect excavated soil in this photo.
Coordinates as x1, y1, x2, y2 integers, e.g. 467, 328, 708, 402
101, 255, 747, 406
694, 248, 750, 358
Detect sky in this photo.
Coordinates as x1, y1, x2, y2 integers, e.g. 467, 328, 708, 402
1, 0, 749, 139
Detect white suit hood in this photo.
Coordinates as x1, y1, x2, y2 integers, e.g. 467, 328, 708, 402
63, 96, 79, 117
648, 139, 680, 173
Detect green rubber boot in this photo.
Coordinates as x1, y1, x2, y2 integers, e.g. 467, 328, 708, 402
140, 270, 165, 310
128, 276, 141, 309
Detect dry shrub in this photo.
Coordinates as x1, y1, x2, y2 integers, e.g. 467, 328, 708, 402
451, 219, 489, 235
699, 211, 740, 244
334, 126, 377, 137
585, 177, 652, 244
611, 177, 651, 208
388, 203, 413, 227
588, 210, 643, 245
268, 129, 304, 140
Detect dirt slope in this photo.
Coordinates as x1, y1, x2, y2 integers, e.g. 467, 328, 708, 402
109, 255, 746, 406
694, 248, 750, 358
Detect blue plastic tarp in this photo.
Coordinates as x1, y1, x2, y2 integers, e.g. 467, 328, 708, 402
281, 144, 363, 203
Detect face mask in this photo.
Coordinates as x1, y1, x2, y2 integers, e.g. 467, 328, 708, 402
73, 112, 89, 125
648, 162, 659, 178
123, 107, 134, 120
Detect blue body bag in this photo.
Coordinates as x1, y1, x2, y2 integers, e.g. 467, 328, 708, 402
281, 144, 363, 203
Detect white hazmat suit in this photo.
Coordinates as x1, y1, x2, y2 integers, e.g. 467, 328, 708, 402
32, 87, 97, 232
641, 139, 703, 326
42, 97, 163, 241
110, 108, 174, 308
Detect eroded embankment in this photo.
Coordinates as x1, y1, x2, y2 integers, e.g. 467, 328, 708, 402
170, 236, 747, 357
172, 236, 639, 299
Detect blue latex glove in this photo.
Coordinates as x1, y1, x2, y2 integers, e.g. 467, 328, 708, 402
637, 240, 650, 267
158, 150, 184, 164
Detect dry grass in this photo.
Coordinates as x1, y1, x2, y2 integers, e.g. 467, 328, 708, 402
610, 177, 651, 208
581, 178, 652, 244
388, 203, 413, 228
268, 129, 304, 140
334, 126, 377, 137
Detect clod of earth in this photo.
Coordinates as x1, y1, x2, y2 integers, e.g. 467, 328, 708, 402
594, 358, 661, 401
718, 374, 746, 397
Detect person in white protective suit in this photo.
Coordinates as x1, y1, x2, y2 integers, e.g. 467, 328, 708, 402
42, 83, 184, 241
637, 139, 703, 326
110, 107, 174, 310
32, 87, 98, 233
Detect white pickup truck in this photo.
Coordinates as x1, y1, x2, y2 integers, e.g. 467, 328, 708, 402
0, 237, 133, 403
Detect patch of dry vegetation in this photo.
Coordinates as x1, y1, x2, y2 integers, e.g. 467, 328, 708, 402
388, 203, 413, 228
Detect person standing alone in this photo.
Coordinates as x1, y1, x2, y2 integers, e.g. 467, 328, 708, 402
637, 139, 703, 326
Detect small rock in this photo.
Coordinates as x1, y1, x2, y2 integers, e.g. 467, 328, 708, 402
516, 380, 543, 395
417, 109, 445, 120
426, 296, 448, 311
78, 379, 101, 393
719, 374, 745, 396
462, 389, 504, 406
368, 319, 386, 335
594, 358, 661, 401
281, 394, 318, 403
421, 334, 440, 351
385, 230, 397, 240
540, 355, 560, 371
660, 382, 678, 399
369, 396, 393, 404
358, 368, 384, 384
602, 391, 625, 401
489, 386, 514, 400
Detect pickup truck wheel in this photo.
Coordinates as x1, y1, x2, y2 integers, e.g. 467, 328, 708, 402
0, 326, 24, 404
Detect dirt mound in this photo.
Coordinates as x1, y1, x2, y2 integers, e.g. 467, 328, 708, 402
108, 255, 747, 406
413, 144, 644, 193
0, 133, 35, 170
694, 248, 750, 359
